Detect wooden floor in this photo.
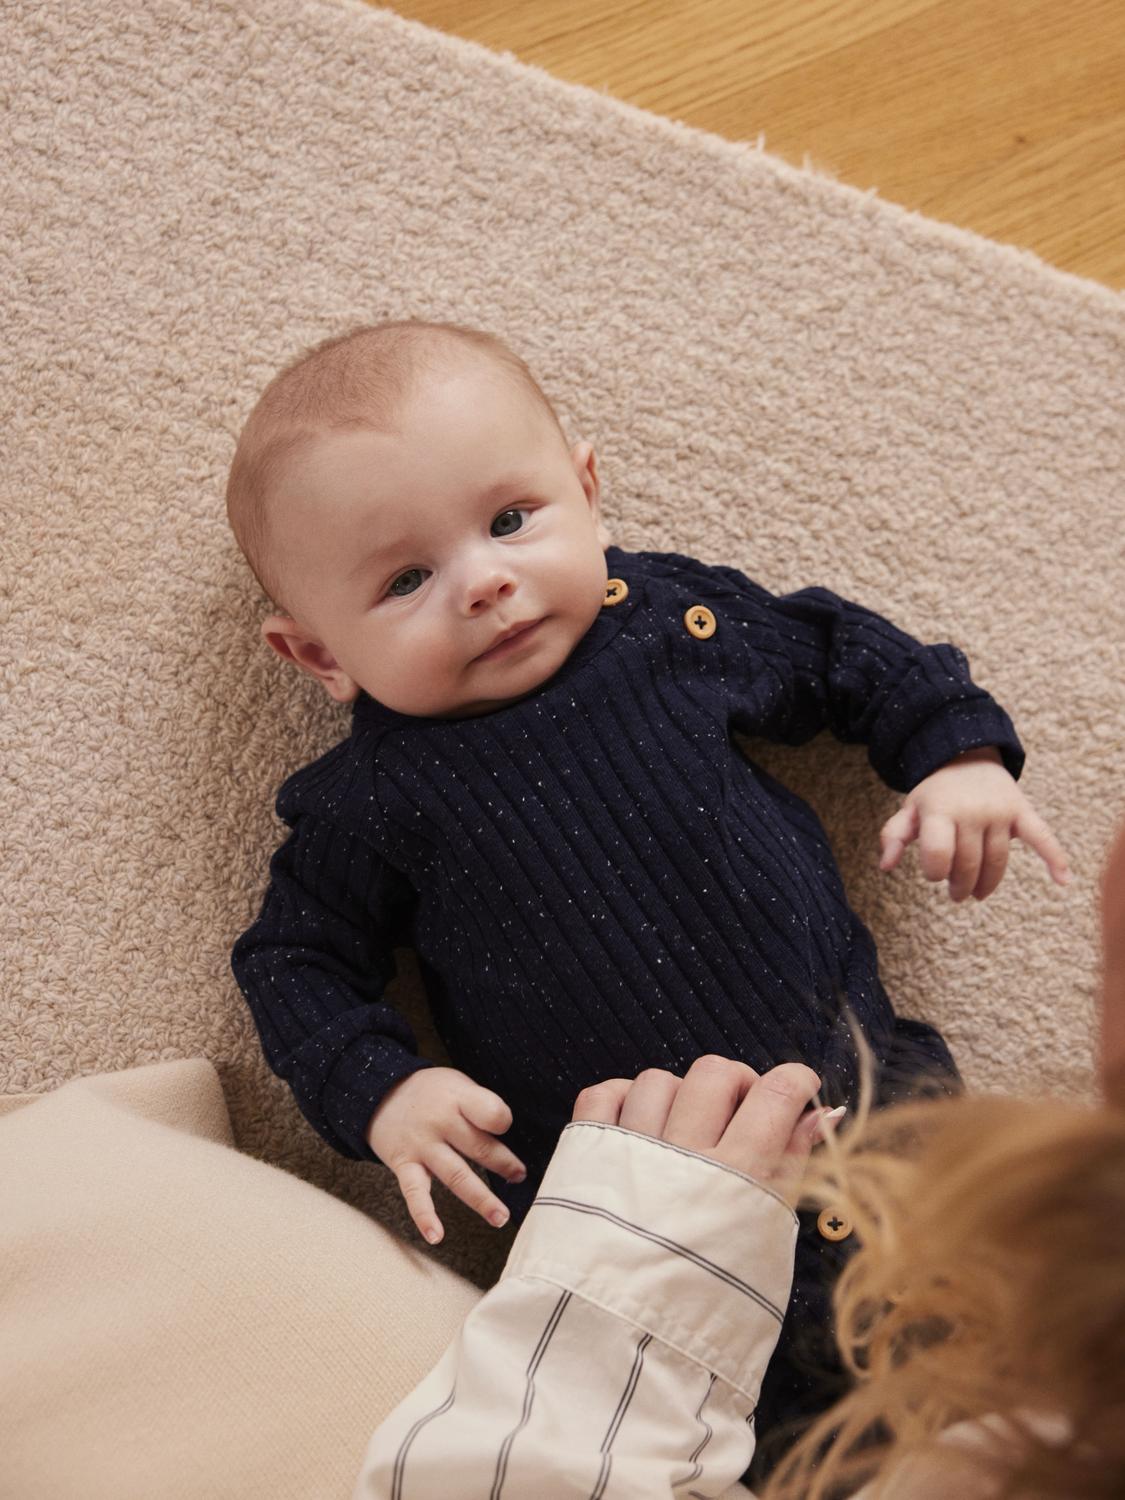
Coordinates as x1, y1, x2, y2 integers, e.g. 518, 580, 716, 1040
381, 0, 1125, 291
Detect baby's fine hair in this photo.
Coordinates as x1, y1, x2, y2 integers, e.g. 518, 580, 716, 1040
224, 318, 566, 614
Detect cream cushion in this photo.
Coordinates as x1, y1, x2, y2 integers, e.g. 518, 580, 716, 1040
0, 1060, 481, 1500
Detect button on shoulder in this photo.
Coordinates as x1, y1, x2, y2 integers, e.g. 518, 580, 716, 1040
684, 603, 717, 639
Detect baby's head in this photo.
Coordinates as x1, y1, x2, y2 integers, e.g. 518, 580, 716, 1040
226, 319, 611, 719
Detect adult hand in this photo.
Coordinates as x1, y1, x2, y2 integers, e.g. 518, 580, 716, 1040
571, 1054, 836, 1201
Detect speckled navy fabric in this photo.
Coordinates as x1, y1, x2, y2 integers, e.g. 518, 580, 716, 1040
231, 545, 1023, 1213
232, 543, 1024, 1463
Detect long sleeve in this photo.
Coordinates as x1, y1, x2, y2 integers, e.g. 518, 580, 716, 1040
702, 563, 1026, 793
230, 806, 435, 1161
352, 1121, 797, 1500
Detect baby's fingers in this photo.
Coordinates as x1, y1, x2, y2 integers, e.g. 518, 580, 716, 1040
1015, 807, 1072, 887
917, 814, 957, 884
879, 803, 918, 872
428, 1143, 512, 1230
394, 1160, 444, 1245
459, 1083, 515, 1138
948, 825, 983, 903
972, 824, 1010, 900
449, 1114, 527, 1184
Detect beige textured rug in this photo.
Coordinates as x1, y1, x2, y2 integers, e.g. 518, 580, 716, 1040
5, 0, 1124, 1289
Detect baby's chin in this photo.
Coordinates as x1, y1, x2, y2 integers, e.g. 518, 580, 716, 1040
440, 664, 562, 720
387, 654, 567, 720
385, 685, 543, 720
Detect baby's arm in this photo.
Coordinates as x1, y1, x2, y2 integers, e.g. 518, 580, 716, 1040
753, 583, 1028, 791
232, 807, 526, 1237
231, 808, 439, 1161
699, 566, 1066, 899
878, 743, 1071, 901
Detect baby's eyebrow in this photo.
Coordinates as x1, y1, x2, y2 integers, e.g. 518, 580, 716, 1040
347, 535, 407, 583
346, 473, 536, 581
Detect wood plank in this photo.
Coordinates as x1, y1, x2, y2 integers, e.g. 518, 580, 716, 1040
379, 0, 1125, 289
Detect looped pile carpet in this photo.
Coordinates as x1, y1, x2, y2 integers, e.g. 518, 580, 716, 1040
3, 0, 1123, 1285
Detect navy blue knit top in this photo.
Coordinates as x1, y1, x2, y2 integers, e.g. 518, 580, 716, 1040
231, 546, 1024, 1219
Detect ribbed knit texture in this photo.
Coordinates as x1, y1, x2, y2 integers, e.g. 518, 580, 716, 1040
231, 546, 1024, 1221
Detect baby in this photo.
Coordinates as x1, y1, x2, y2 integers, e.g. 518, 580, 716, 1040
227, 317, 1069, 1458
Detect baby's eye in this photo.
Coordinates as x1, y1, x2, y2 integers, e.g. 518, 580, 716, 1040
386, 567, 427, 598
381, 510, 530, 600
491, 507, 529, 537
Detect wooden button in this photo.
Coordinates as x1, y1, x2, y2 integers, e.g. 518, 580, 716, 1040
684, 604, 716, 639
604, 578, 629, 606
816, 1208, 853, 1242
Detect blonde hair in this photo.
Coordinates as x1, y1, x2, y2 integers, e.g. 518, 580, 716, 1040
224, 318, 568, 614
762, 1056, 1125, 1499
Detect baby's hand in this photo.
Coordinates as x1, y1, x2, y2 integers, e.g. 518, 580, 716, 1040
365, 1067, 527, 1245
878, 745, 1072, 902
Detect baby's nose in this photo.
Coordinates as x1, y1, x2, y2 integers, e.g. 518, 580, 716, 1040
464, 564, 517, 611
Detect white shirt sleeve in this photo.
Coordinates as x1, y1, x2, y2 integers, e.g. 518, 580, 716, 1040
352, 1120, 798, 1500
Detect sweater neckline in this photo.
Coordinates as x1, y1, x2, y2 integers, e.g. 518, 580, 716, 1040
351, 544, 646, 732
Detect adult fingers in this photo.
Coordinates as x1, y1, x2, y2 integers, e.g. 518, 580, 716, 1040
879, 803, 919, 872
786, 1104, 846, 1160
973, 823, 1010, 900
618, 1068, 683, 1137
425, 1142, 513, 1230
662, 1055, 759, 1151
771, 1102, 846, 1199
394, 1158, 443, 1245
948, 824, 984, 903
571, 1077, 633, 1124
917, 814, 957, 884
448, 1113, 527, 1184
717, 1063, 822, 1175
1014, 806, 1072, 887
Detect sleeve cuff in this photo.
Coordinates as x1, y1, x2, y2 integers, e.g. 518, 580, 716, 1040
501, 1121, 798, 1402
894, 701, 1025, 791
311, 1040, 437, 1162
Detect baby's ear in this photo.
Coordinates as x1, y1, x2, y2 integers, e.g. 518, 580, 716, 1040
260, 616, 360, 703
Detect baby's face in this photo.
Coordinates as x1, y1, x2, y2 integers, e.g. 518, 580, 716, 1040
263, 363, 612, 718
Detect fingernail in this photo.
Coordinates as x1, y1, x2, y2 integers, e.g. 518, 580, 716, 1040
425, 1227, 441, 1244
510, 1169, 527, 1183
821, 1106, 847, 1122
490, 1208, 509, 1227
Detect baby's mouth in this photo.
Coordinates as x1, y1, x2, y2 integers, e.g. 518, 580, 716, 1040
475, 618, 544, 661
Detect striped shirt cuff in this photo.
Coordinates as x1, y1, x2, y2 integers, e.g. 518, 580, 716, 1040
502, 1120, 798, 1403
